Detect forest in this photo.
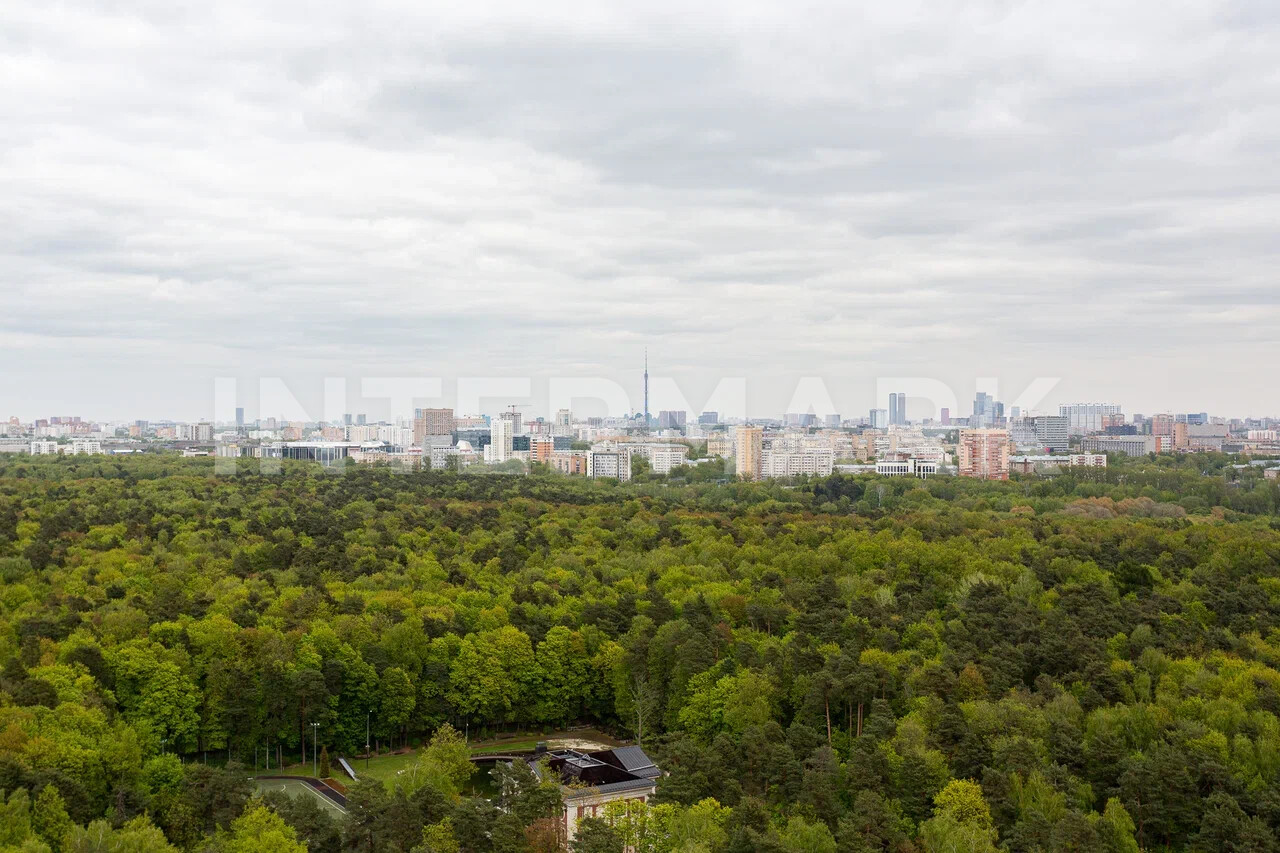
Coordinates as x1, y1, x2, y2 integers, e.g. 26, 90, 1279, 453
0, 452, 1278, 851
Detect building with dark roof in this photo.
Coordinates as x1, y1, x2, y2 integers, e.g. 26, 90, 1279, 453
529, 746, 659, 842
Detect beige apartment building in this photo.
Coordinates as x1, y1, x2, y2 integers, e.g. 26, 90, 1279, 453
958, 429, 1010, 480
735, 426, 763, 481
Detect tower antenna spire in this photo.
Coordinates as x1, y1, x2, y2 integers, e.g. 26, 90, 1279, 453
643, 348, 649, 434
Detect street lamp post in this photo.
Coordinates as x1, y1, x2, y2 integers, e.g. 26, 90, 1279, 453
311, 722, 320, 777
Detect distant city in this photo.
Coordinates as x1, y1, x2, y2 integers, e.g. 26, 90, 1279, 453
5, 382, 1279, 484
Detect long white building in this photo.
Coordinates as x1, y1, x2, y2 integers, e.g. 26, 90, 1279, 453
760, 448, 833, 479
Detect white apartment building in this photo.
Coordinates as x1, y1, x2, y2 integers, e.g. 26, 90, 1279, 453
760, 448, 834, 479
1059, 403, 1121, 436
587, 449, 631, 481
628, 442, 689, 474
377, 426, 416, 447
875, 457, 940, 478
344, 425, 382, 443
1067, 453, 1107, 467
30, 441, 59, 455
485, 417, 514, 463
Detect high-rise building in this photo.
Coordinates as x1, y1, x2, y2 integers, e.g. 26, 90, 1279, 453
824, 414, 841, 429
735, 426, 763, 481
235, 408, 244, 427
973, 392, 993, 424
486, 416, 513, 463
414, 408, 455, 446
888, 392, 908, 426
940, 408, 950, 426
1031, 415, 1070, 452
499, 409, 522, 437
698, 412, 719, 425
658, 410, 686, 430
958, 429, 1010, 480
357, 414, 367, 425
870, 409, 889, 430
1059, 403, 1122, 436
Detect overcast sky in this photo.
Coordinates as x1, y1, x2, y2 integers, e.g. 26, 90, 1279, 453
2, 0, 1278, 422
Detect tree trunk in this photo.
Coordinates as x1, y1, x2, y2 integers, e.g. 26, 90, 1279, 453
856, 702, 863, 738
825, 696, 832, 745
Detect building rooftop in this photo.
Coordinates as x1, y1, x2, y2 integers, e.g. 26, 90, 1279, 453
531, 747, 660, 798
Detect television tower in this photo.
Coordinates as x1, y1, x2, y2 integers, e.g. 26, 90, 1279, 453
643, 349, 650, 433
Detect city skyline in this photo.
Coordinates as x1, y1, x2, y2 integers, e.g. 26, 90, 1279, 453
3, 2, 1279, 421
4, 378, 1279, 427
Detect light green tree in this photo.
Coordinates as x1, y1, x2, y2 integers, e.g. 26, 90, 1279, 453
919, 780, 998, 853
406, 723, 474, 798
211, 802, 306, 853
779, 815, 836, 853
63, 817, 177, 853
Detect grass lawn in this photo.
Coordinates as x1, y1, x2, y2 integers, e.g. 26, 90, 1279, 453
469, 739, 541, 755
347, 750, 421, 785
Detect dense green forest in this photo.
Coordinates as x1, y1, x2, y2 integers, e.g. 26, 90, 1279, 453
0, 453, 1278, 851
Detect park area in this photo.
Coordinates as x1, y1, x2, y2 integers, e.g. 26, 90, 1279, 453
258, 728, 621, 798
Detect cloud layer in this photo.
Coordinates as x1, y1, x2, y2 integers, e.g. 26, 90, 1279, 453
2, 0, 1278, 420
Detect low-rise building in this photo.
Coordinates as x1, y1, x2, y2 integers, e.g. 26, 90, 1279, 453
1068, 453, 1107, 468
1080, 435, 1172, 456
875, 456, 940, 478
547, 452, 588, 475
705, 434, 734, 458
530, 746, 660, 843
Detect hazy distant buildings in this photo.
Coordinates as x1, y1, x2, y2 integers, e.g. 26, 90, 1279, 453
698, 412, 719, 425
888, 392, 907, 426
870, 409, 889, 430
958, 429, 1010, 480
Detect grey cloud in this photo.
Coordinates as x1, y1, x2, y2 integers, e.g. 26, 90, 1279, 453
1, 0, 1278, 420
